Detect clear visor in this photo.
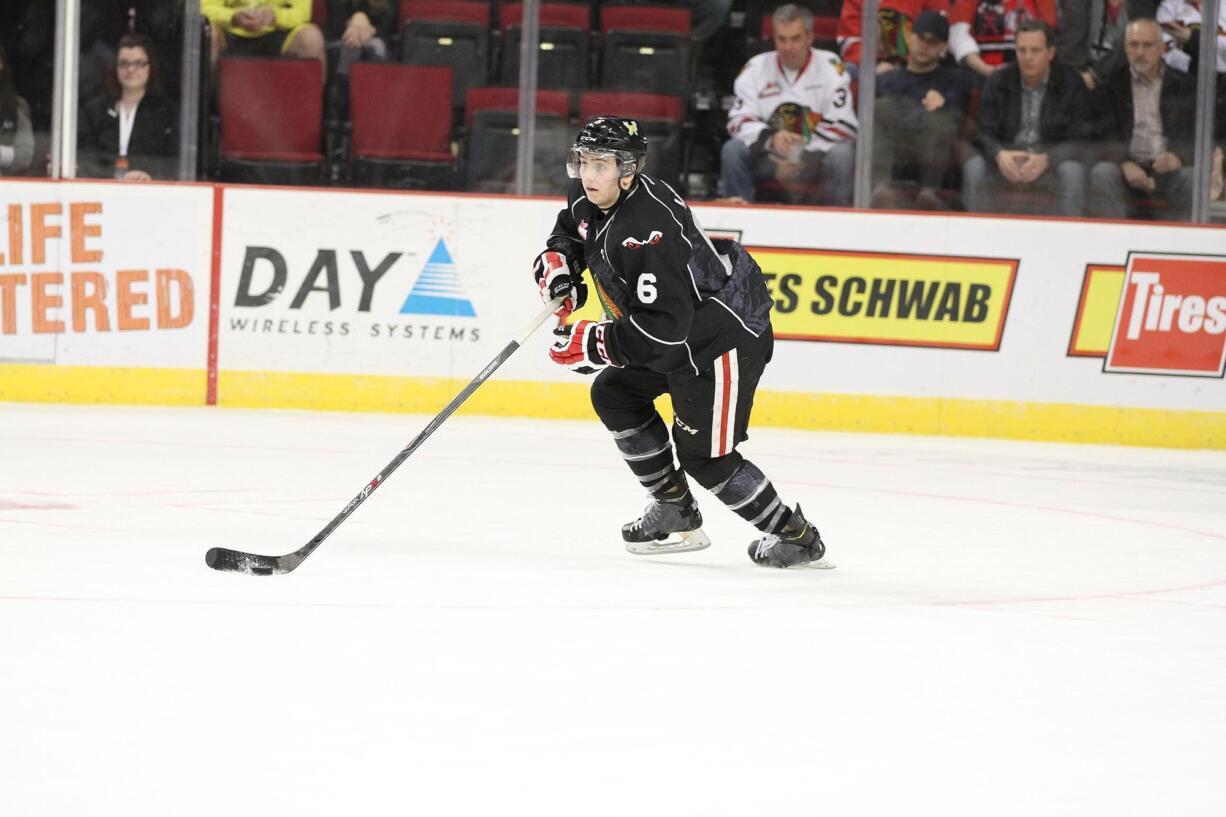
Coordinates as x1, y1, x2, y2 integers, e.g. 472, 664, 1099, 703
566, 147, 641, 180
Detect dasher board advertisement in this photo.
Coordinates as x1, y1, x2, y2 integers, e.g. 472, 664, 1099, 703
0, 182, 212, 368
217, 187, 556, 378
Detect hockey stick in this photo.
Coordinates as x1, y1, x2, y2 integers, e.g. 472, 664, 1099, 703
205, 296, 565, 575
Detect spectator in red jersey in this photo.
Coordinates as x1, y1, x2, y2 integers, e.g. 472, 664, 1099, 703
837, 0, 949, 79
948, 0, 1059, 78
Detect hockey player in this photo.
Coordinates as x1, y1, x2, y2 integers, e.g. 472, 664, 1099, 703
533, 116, 831, 569
719, 2, 858, 205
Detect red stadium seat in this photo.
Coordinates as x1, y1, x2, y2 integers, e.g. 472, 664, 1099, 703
349, 63, 456, 188
462, 87, 573, 194
218, 57, 324, 183
578, 90, 685, 187
399, 1, 492, 112
464, 86, 571, 128
498, 3, 592, 97
761, 13, 839, 52
598, 5, 692, 99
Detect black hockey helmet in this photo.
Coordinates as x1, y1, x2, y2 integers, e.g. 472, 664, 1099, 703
567, 116, 648, 179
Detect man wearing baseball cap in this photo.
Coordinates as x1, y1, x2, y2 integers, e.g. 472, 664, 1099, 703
872, 11, 975, 209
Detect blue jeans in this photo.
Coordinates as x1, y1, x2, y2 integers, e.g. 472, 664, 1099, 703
719, 138, 854, 205
1087, 160, 1194, 221
962, 153, 1086, 217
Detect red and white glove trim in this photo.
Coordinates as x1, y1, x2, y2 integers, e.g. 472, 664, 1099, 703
549, 320, 615, 374
534, 250, 584, 319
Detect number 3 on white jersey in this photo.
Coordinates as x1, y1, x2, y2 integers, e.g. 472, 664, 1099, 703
637, 273, 658, 303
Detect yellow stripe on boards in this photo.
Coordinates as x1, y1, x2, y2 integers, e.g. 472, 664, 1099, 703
2, 364, 1223, 450
753, 391, 1226, 450
0, 364, 205, 405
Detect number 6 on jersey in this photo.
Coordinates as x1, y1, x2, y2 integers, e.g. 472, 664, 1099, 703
637, 272, 657, 303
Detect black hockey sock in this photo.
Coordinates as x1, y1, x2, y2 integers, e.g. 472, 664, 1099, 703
710, 460, 792, 534
611, 415, 684, 499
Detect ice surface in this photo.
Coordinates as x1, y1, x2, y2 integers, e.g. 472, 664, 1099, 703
1, 403, 1224, 816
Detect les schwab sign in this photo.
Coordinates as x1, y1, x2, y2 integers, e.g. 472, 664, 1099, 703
1069, 252, 1226, 378
749, 247, 1018, 351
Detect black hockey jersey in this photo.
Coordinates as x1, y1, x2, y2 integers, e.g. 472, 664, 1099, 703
545, 175, 773, 375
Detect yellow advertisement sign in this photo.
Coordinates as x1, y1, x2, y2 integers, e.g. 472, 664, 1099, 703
749, 247, 1018, 350
1067, 265, 1125, 357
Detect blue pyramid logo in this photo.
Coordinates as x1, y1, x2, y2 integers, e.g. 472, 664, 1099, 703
399, 239, 476, 317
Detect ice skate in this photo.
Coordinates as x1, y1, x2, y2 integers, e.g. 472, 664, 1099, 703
748, 505, 834, 569
622, 490, 712, 556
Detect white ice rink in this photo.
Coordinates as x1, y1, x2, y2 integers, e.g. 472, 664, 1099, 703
1, 402, 1224, 816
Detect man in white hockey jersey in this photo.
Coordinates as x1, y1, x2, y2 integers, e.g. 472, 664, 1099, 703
718, 2, 858, 205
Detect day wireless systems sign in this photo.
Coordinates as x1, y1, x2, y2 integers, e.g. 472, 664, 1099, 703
1069, 252, 1226, 378
749, 246, 1018, 350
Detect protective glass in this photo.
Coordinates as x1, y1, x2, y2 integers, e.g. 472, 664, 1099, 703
566, 147, 638, 180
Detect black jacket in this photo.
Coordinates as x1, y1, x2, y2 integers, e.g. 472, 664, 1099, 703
1091, 66, 1196, 166
1054, 0, 1154, 84
546, 175, 773, 375
78, 92, 178, 179
972, 61, 1094, 165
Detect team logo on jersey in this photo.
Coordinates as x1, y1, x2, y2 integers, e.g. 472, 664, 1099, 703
626, 121, 639, 135
759, 81, 782, 98
578, 219, 589, 240
1068, 252, 1226, 377
622, 230, 663, 250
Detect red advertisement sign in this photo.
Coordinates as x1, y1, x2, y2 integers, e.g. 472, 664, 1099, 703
1104, 253, 1226, 377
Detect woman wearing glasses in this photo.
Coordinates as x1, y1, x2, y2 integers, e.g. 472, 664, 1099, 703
79, 33, 178, 181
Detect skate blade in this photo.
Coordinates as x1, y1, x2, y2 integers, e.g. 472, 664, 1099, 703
807, 556, 837, 570
625, 528, 712, 556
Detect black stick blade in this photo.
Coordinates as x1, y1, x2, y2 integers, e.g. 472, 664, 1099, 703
205, 547, 287, 576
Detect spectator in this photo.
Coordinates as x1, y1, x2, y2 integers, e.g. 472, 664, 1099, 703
837, 0, 949, 79
949, 0, 1059, 79
1155, 0, 1226, 73
1057, 0, 1154, 89
962, 19, 1092, 215
872, 11, 975, 208
324, 0, 390, 70
719, 3, 857, 205
1, 0, 54, 160
78, 33, 178, 181
203, 0, 326, 74
0, 44, 34, 175
1088, 18, 1197, 219
323, 0, 391, 118
1156, 0, 1226, 200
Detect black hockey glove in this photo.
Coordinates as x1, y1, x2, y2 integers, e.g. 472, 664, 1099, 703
548, 319, 615, 375
534, 250, 588, 319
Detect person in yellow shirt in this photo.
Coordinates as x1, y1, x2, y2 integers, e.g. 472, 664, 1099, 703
202, 0, 325, 72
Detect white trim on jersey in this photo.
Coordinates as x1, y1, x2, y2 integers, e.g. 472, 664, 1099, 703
709, 297, 762, 338
711, 350, 740, 457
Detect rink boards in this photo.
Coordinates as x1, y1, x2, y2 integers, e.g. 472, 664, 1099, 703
0, 179, 1223, 448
